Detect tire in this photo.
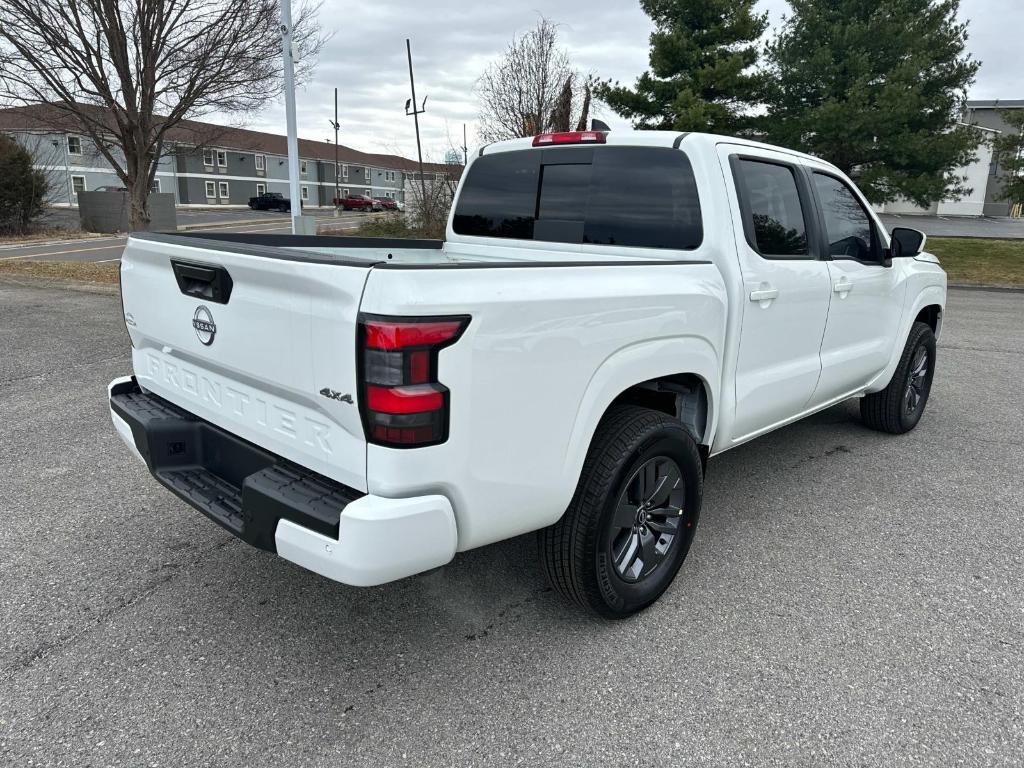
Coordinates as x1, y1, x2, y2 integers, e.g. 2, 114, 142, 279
860, 321, 936, 434
538, 405, 703, 618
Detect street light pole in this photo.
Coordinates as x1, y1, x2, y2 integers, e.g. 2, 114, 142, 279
280, 0, 302, 233
405, 39, 428, 213
329, 87, 340, 207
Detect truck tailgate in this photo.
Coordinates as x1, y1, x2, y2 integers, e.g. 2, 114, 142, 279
120, 235, 372, 492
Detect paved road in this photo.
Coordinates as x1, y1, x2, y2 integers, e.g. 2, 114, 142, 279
0, 209, 378, 264
878, 213, 1024, 239
1, 282, 1022, 766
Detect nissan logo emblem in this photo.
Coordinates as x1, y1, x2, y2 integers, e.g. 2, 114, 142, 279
192, 305, 216, 346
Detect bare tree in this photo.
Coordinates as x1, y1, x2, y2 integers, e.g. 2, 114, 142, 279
475, 18, 592, 142
0, 0, 326, 230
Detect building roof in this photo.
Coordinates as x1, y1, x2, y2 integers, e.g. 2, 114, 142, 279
965, 100, 1024, 110
0, 102, 457, 174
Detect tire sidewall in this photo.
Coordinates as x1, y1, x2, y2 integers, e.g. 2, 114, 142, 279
899, 327, 937, 431
592, 427, 702, 616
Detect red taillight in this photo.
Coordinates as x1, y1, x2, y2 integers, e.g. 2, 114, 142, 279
359, 315, 469, 447
532, 130, 607, 147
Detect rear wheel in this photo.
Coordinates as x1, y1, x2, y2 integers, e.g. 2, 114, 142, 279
860, 321, 936, 434
538, 405, 703, 618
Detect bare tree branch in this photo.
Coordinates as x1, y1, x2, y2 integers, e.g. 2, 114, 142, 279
474, 17, 592, 142
0, 0, 327, 229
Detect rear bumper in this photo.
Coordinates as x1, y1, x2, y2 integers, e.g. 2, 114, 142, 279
108, 375, 457, 586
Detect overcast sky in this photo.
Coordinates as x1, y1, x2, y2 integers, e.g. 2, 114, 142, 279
235, 0, 1021, 161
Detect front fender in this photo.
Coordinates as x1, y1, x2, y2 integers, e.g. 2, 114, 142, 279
867, 281, 946, 393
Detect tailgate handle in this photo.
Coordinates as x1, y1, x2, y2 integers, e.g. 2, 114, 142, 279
171, 260, 233, 304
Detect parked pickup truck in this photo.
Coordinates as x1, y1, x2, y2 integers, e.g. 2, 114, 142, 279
109, 129, 945, 617
248, 192, 293, 212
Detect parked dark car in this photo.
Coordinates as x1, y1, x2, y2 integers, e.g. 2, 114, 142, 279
248, 192, 293, 212
334, 194, 376, 212
373, 197, 400, 211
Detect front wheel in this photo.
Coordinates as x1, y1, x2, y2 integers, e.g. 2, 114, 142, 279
538, 405, 703, 618
860, 321, 937, 434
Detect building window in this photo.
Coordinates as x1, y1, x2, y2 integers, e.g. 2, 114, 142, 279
342, 188, 349, 197
301, 185, 309, 201
342, 164, 348, 179
70, 175, 86, 199
205, 181, 216, 198
215, 150, 227, 168
256, 182, 266, 196
67, 136, 82, 155
365, 167, 371, 179
300, 160, 308, 175
203, 148, 214, 166
255, 154, 266, 171
364, 189, 371, 197
150, 179, 161, 193
218, 181, 229, 199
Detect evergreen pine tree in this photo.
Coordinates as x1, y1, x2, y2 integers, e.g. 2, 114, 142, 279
763, 0, 981, 206
597, 0, 767, 135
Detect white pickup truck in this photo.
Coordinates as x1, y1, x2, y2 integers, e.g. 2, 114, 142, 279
109, 129, 946, 617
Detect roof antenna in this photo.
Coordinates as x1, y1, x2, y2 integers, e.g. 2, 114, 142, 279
591, 118, 611, 132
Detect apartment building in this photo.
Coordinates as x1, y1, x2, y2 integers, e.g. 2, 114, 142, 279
0, 103, 454, 208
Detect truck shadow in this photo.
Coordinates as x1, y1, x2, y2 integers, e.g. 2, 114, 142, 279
209, 399, 871, 654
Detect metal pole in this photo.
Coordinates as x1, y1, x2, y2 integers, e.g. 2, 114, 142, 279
333, 88, 339, 205
281, 0, 302, 233
406, 39, 428, 211
462, 123, 468, 166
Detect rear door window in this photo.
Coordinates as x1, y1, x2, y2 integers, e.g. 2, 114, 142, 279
734, 159, 809, 258
453, 146, 703, 250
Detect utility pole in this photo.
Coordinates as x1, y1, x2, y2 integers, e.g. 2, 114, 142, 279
329, 87, 340, 207
404, 39, 428, 214
280, 0, 302, 233
462, 123, 468, 166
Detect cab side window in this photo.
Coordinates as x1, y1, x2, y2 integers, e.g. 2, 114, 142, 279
812, 173, 879, 263
735, 159, 809, 258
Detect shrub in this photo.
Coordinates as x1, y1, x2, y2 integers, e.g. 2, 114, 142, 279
0, 134, 49, 234
327, 213, 445, 241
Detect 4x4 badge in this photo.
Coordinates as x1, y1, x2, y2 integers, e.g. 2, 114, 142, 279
319, 388, 353, 404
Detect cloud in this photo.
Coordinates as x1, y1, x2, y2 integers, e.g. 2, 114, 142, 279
231, 0, 1020, 161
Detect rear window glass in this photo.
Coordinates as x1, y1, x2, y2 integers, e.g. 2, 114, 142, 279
453, 146, 703, 250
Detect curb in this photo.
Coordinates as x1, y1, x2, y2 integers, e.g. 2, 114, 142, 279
948, 283, 1024, 294
177, 217, 290, 230
0, 234, 118, 251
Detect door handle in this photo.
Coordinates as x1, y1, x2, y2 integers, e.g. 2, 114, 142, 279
833, 278, 854, 295
749, 288, 779, 302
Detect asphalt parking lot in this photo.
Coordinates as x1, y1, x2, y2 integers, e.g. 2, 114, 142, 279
0, 208, 374, 264
1, 280, 1021, 766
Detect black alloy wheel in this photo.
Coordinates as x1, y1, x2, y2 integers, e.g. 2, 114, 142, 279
609, 456, 686, 583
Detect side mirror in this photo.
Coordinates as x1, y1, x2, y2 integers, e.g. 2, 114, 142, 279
890, 227, 926, 258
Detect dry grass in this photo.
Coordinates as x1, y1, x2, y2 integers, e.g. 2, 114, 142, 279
0, 259, 120, 284
927, 237, 1024, 287
321, 214, 444, 240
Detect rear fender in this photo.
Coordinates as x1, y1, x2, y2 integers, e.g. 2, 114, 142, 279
559, 335, 720, 510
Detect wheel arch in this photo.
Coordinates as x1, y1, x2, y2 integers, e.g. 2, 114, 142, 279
561, 336, 720, 499
867, 284, 945, 394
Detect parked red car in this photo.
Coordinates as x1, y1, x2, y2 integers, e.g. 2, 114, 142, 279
373, 197, 400, 211
334, 194, 376, 212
